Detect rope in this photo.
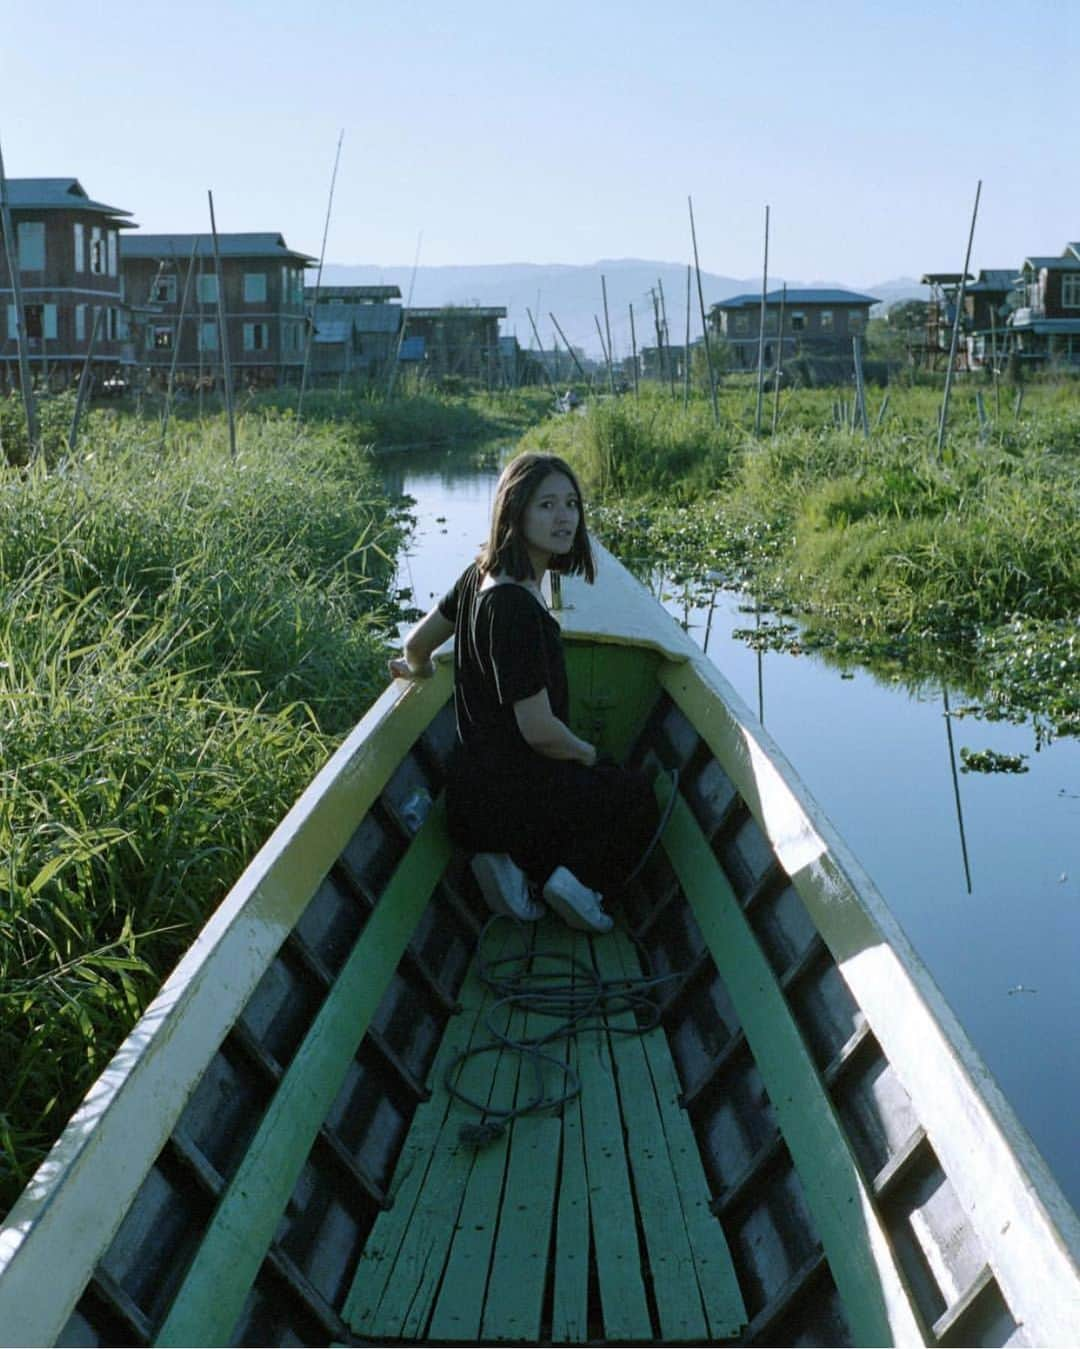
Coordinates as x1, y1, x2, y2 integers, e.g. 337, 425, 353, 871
445, 915, 683, 1147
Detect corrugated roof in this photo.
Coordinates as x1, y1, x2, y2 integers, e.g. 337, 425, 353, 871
309, 284, 402, 300
968, 270, 1016, 290
3, 177, 134, 220
121, 232, 315, 263
311, 302, 400, 334
715, 288, 879, 310
1021, 256, 1076, 271
405, 306, 507, 318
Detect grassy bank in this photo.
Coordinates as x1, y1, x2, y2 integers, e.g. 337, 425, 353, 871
523, 383, 1080, 737
0, 403, 412, 1216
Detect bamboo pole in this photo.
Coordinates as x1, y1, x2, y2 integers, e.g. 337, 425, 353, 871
754, 204, 770, 436
629, 302, 639, 398
601, 274, 616, 394
683, 262, 691, 410
0, 135, 39, 458
771, 281, 787, 433
549, 312, 587, 380
936, 179, 982, 459
386, 230, 422, 399
874, 392, 891, 429
207, 190, 237, 459
658, 276, 676, 398
688, 195, 719, 422
160, 237, 199, 450
989, 302, 1001, 417
650, 287, 664, 384
298, 128, 344, 420
67, 305, 103, 453
594, 313, 614, 391
853, 334, 870, 437
525, 306, 554, 386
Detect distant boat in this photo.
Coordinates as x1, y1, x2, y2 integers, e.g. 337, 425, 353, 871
1, 543, 1078, 1347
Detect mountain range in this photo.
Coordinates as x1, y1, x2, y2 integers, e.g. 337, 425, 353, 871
320, 258, 925, 359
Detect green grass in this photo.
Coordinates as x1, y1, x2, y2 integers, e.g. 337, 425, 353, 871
0, 402, 411, 1216
541, 380, 1080, 738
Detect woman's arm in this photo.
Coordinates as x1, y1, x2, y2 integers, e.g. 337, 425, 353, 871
514, 687, 597, 766
388, 605, 455, 680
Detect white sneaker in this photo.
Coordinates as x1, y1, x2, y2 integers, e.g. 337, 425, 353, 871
542, 866, 613, 933
470, 853, 545, 921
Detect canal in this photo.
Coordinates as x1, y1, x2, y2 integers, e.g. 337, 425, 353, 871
380, 441, 1080, 1217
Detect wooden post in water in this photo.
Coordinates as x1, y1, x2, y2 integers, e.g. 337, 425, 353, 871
936, 179, 982, 460
771, 281, 787, 433
754, 204, 770, 436
688, 195, 719, 422
207, 191, 237, 459
0, 135, 40, 458
549, 312, 587, 381
683, 262, 692, 410
601, 274, 616, 394
298, 128, 345, 422
629, 302, 639, 398
67, 305, 103, 453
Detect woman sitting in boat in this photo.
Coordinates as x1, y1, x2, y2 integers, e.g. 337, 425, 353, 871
390, 452, 657, 933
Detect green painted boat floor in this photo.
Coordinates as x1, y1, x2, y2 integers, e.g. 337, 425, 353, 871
344, 915, 746, 1345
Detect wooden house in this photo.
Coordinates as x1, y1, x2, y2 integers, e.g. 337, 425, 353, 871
401, 306, 506, 385
305, 285, 402, 384
1004, 245, 1080, 367
0, 177, 137, 391
709, 289, 878, 372
120, 233, 314, 389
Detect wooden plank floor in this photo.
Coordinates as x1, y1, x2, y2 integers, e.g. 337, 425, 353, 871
345, 915, 746, 1344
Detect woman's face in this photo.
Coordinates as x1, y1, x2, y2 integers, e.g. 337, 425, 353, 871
521, 470, 581, 564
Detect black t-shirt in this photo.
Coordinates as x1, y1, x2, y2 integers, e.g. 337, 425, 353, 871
438, 564, 569, 764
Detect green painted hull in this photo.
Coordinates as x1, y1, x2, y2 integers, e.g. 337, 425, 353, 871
1, 545, 1078, 1347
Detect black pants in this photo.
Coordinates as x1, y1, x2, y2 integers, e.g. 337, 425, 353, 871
446, 748, 659, 895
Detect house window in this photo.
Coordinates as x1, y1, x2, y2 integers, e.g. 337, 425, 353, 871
107, 231, 118, 277
75, 305, 86, 342
153, 274, 177, 304
17, 221, 45, 271
820, 310, 834, 330
1062, 273, 1080, 308
90, 227, 106, 275
244, 273, 267, 303
197, 274, 219, 304
199, 320, 219, 351
152, 325, 174, 350
791, 312, 806, 331
850, 311, 864, 332
734, 314, 749, 334
73, 223, 85, 273
243, 322, 270, 351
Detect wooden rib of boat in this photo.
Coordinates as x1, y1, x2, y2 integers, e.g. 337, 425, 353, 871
2, 543, 1079, 1348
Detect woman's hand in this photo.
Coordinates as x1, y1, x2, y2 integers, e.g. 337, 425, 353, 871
388, 654, 435, 681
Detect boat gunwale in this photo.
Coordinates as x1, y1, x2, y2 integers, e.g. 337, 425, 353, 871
559, 544, 1080, 1346
0, 665, 453, 1348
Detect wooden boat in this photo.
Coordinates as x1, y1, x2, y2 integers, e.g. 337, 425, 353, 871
2, 543, 1079, 1348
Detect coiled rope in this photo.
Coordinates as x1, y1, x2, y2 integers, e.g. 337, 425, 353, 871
446, 767, 683, 1146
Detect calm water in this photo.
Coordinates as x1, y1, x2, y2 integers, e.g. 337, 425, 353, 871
381, 444, 1080, 1215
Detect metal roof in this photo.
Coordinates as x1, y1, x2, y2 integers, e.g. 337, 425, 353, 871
121, 232, 315, 263
405, 306, 507, 318
967, 270, 1017, 291
2, 177, 134, 221
308, 284, 402, 301
312, 320, 352, 344
1021, 256, 1077, 271
311, 302, 400, 334
920, 273, 973, 285
714, 288, 879, 310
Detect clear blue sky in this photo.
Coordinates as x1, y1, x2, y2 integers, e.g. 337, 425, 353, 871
3, 0, 1076, 284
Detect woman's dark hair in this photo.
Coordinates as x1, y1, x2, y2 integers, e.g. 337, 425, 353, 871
478, 453, 595, 583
